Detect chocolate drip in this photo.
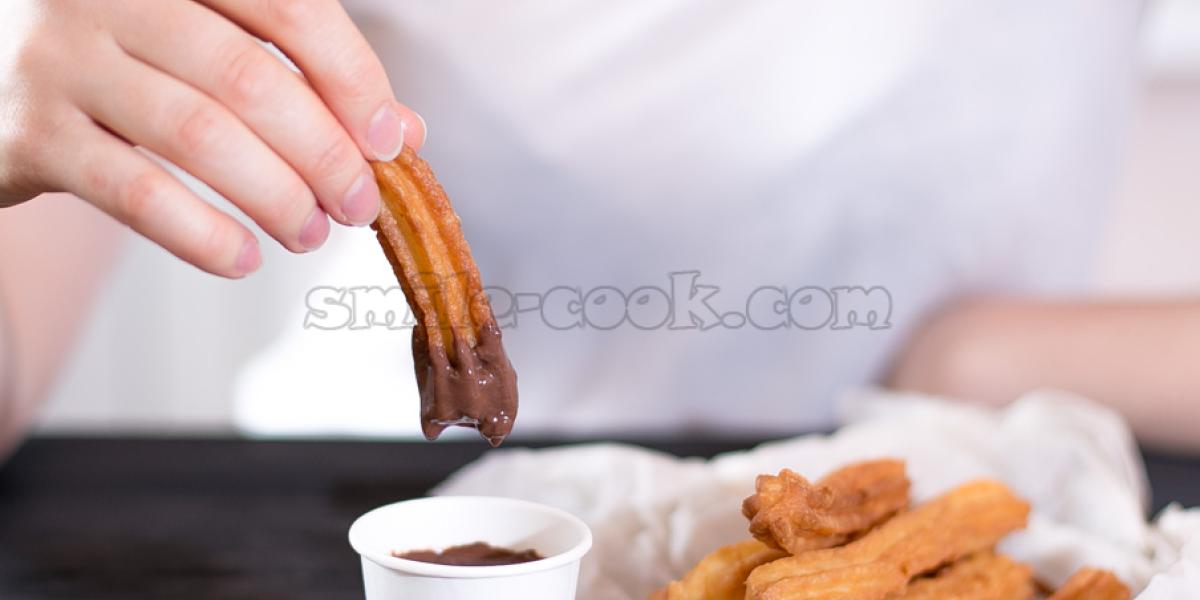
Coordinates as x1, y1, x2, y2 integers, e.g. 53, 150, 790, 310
413, 321, 518, 446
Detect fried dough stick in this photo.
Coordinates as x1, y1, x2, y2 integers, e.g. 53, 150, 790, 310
372, 147, 517, 445
649, 540, 786, 600
1048, 568, 1131, 600
652, 461, 910, 600
745, 480, 1030, 600
743, 460, 911, 554
890, 552, 1035, 600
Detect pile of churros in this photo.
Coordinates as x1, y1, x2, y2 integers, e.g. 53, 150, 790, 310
651, 460, 1131, 600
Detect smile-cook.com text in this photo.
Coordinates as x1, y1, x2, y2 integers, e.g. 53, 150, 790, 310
304, 271, 892, 332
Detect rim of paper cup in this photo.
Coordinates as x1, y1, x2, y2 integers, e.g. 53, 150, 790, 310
348, 496, 593, 579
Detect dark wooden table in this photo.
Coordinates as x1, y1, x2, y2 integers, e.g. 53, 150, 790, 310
1, 437, 1197, 599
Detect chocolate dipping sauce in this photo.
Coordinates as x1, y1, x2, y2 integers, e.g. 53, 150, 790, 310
414, 321, 518, 447
393, 542, 543, 567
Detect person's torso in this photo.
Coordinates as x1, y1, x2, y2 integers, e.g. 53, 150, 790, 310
237, 0, 1141, 436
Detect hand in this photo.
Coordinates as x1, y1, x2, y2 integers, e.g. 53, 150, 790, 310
0, 0, 426, 277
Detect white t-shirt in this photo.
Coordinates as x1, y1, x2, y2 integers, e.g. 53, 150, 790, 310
234, 0, 1140, 437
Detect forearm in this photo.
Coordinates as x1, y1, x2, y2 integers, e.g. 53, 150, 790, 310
888, 298, 1200, 452
0, 194, 123, 457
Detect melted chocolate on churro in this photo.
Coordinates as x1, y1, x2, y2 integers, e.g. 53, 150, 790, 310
394, 542, 542, 567
413, 321, 518, 447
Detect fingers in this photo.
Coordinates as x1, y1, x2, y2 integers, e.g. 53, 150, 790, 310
72, 45, 329, 254
196, 0, 427, 160
109, 0, 381, 226
50, 123, 260, 278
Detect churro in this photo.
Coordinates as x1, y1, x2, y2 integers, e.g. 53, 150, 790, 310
743, 460, 910, 554
745, 480, 1030, 600
655, 540, 787, 600
1048, 568, 1131, 600
372, 147, 517, 445
891, 552, 1034, 600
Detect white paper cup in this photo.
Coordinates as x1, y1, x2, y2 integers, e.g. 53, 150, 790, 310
348, 496, 593, 599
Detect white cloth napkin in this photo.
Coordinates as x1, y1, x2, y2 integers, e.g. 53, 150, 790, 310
435, 389, 1200, 599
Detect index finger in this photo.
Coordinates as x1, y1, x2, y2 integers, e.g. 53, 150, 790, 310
197, 0, 427, 161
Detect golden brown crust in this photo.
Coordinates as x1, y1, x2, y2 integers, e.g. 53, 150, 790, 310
745, 480, 1030, 600
889, 552, 1035, 600
743, 460, 911, 554
372, 148, 486, 355
1048, 568, 1131, 600
371, 147, 517, 444
757, 562, 909, 600
656, 539, 787, 600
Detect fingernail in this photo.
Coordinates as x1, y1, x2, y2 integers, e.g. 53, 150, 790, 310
414, 112, 428, 150
299, 208, 330, 251
367, 103, 404, 161
342, 167, 380, 225
236, 237, 261, 275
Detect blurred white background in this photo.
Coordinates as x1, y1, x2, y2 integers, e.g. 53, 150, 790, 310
35, 1, 1200, 435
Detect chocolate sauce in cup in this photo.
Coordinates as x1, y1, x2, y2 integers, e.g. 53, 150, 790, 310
394, 542, 543, 566
348, 497, 592, 600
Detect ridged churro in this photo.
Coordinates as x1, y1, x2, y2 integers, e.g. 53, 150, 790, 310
745, 480, 1030, 600
743, 460, 911, 554
891, 552, 1035, 600
372, 147, 517, 445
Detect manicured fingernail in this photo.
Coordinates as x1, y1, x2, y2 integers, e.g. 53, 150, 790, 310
299, 208, 330, 251
342, 167, 380, 225
367, 103, 404, 161
236, 237, 261, 275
